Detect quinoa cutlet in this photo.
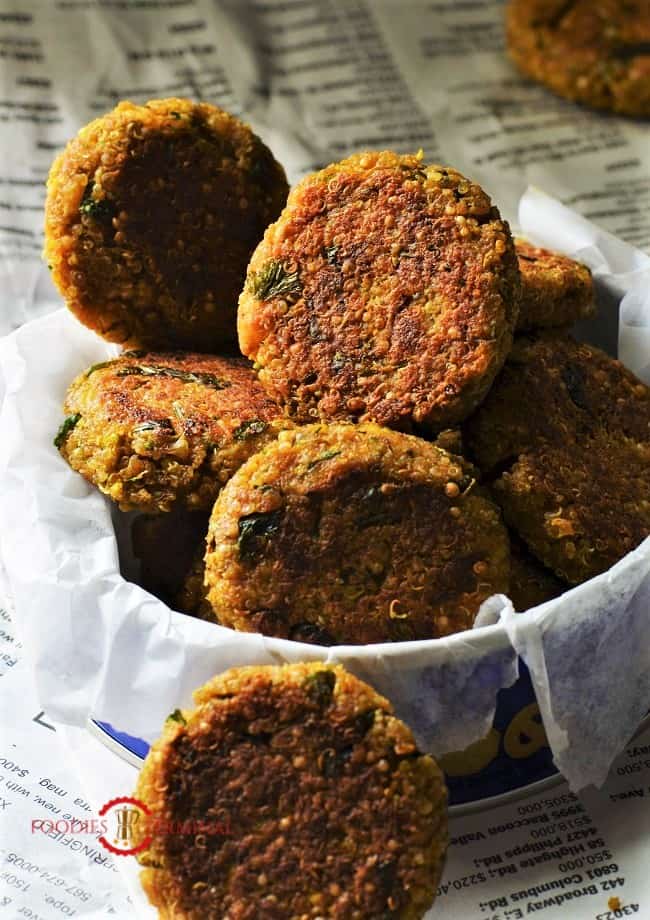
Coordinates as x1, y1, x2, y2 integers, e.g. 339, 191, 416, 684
204, 423, 510, 644
56, 351, 291, 513
238, 151, 520, 432
464, 334, 650, 584
506, 0, 650, 117
44, 98, 288, 351
131, 510, 210, 611
508, 534, 566, 611
515, 239, 595, 332
134, 662, 448, 920
174, 546, 214, 621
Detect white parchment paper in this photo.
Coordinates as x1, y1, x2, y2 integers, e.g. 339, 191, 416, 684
0, 190, 649, 791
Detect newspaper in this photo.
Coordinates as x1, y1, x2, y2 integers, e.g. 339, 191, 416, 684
63, 715, 650, 920
0, 0, 648, 339
4, 604, 650, 920
0, 0, 649, 918
0, 587, 135, 918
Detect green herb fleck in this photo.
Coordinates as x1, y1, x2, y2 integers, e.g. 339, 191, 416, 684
233, 419, 269, 441
170, 111, 182, 119
306, 449, 341, 470
115, 364, 230, 390
166, 709, 186, 725
356, 485, 396, 528
324, 245, 339, 264
133, 421, 162, 435
561, 363, 590, 411
331, 352, 347, 374
460, 476, 476, 497
79, 183, 114, 222
54, 413, 81, 449
237, 510, 282, 562
85, 359, 117, 377
304, 669, 336, 706
399, 164, 427, 182
248, 260, 301, 301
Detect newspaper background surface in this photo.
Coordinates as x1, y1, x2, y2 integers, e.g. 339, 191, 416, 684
0, 1, 649, 918
4, 598, 650, 919
1, 0, 649, 339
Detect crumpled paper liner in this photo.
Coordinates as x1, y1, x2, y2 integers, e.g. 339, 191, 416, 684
0, 189, 648, 790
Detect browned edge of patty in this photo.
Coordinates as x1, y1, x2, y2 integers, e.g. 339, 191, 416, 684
238, 151, 520, 432
134, 663, 448, 920
45, 97, 289, 350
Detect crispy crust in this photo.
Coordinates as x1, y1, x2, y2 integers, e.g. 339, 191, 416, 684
134, 663, 448, 920
515, 239, 595, 331
57, 351, 292, 512
238, 151, 520, 432
506, 0, 650, 117
204, 423, 510, 644
464, 334, 650, 583
508, 534, 566, 611
44, 98, 288, 351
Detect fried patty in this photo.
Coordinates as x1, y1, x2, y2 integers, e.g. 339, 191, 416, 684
464, 334, 650, 583
174, 546, 214, 621
56, 351, 291, 512
238, 151, 520, 432
134, 663, 448, 920
45, 98, 288, 351
506, 0, 650, 117
131, 510, 210, 610
204, 423, 510, 644
515, 239, 595, 331
508, 534, 566, 611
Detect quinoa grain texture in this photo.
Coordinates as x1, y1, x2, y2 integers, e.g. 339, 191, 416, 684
507, 0, 650, 117
515, 239, 595, 332
134, 662, 448, 920
205, 422, 510, 643
57, 351, 291, 512
239, 151, 520, 432
464, 334, 650, 583
45, 98, 288, 350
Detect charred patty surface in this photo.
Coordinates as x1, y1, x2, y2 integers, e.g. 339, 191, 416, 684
45, 97, 288, 350
134, 663, 448, 920
508, 534, 566, 611
57, 350, 291, 512
238, 151, 520, 432
464, 334, 650, 583
204, 423, 510, 643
